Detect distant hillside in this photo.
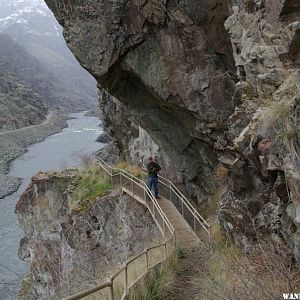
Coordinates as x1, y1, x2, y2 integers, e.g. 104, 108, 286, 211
0, 0, 98, 111
0, 35, 48, 131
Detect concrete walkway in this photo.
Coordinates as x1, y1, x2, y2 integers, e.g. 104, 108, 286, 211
158, 197, 201, 249
122, 186, 201, 249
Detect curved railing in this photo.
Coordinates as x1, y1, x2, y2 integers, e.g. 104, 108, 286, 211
141, 169, 210, 235
62, 158, 176, 300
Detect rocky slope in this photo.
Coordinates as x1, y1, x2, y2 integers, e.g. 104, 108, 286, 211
219, 0, 300, 257
44, 0, 300, 259
0, 34, 48, 131
16, 171, 162, 299
0, 0, 98, 111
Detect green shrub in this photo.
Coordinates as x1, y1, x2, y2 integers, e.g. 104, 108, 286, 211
71, 164, 112, 211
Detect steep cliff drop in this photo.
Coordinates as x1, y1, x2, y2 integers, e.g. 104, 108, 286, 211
16, 170, 162, 299
42, 0, 300, 261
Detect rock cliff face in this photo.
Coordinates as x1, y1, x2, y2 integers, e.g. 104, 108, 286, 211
16, 171, 161, 299
44, 0, 300, 258
44, 0, 237, 203
218, 0, 300, 258
0, 34, 48, 131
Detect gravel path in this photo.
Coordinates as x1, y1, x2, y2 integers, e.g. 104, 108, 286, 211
162, 245, 209, 300
0, 110, 67, 198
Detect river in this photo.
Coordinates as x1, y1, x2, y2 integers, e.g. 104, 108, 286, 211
0, 112, 104, 299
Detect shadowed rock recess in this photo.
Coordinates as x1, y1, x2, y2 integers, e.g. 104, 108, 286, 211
43, 0, 300, 258
44, 0, 237, 203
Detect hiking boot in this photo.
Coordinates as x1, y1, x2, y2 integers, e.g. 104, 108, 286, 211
155, 196, 161, 200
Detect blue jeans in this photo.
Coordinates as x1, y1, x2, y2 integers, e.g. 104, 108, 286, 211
147, 175, 158, 198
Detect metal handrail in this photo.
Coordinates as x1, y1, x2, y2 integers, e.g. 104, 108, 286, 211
141, 169, 210, 234
110, 169, 174, 235
62, 158, 176, 300
102, 160, 209, 234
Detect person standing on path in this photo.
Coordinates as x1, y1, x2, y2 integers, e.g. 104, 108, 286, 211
146, 156, 161, 199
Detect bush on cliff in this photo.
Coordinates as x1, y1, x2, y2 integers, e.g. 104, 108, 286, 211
71, 164, 112, 211
264, 100, 299, 161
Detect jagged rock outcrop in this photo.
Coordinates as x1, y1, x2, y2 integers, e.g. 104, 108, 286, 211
16, 171, 162, 299
44, 0, 237, 204
44, 0, 300, 259
218, 0, 300, 258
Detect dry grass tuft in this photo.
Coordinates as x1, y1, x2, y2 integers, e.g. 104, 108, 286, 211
202, 230, 300, 300
113, 161, 143, 178
77, 153, 95, 169
129, 254, 178, 300
198, 186, 227, 220
263, 101, 300, 161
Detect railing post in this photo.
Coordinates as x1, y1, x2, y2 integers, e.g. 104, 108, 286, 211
145, 250, 149, 271
109, 281, 114, 300
124, 265, 128, 295
181, 200, 184, 217
164, 242, 167, 259
193, 207, 196, 232
131, 174, 134, 196
153, 201, 155, 217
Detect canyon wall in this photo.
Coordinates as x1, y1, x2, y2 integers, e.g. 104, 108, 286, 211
219, 0, 300, 256
45, 0, 237, 204
43, 0, 300, 257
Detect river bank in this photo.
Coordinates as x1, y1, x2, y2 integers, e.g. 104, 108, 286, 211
0, 110, 67, 199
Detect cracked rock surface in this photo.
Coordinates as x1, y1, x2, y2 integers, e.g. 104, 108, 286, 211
44, 0, 300, 264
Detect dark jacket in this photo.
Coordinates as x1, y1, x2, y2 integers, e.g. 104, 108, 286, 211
146, 161, 161, 176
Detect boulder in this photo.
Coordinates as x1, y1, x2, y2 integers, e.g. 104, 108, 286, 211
95, 132, 111, 143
